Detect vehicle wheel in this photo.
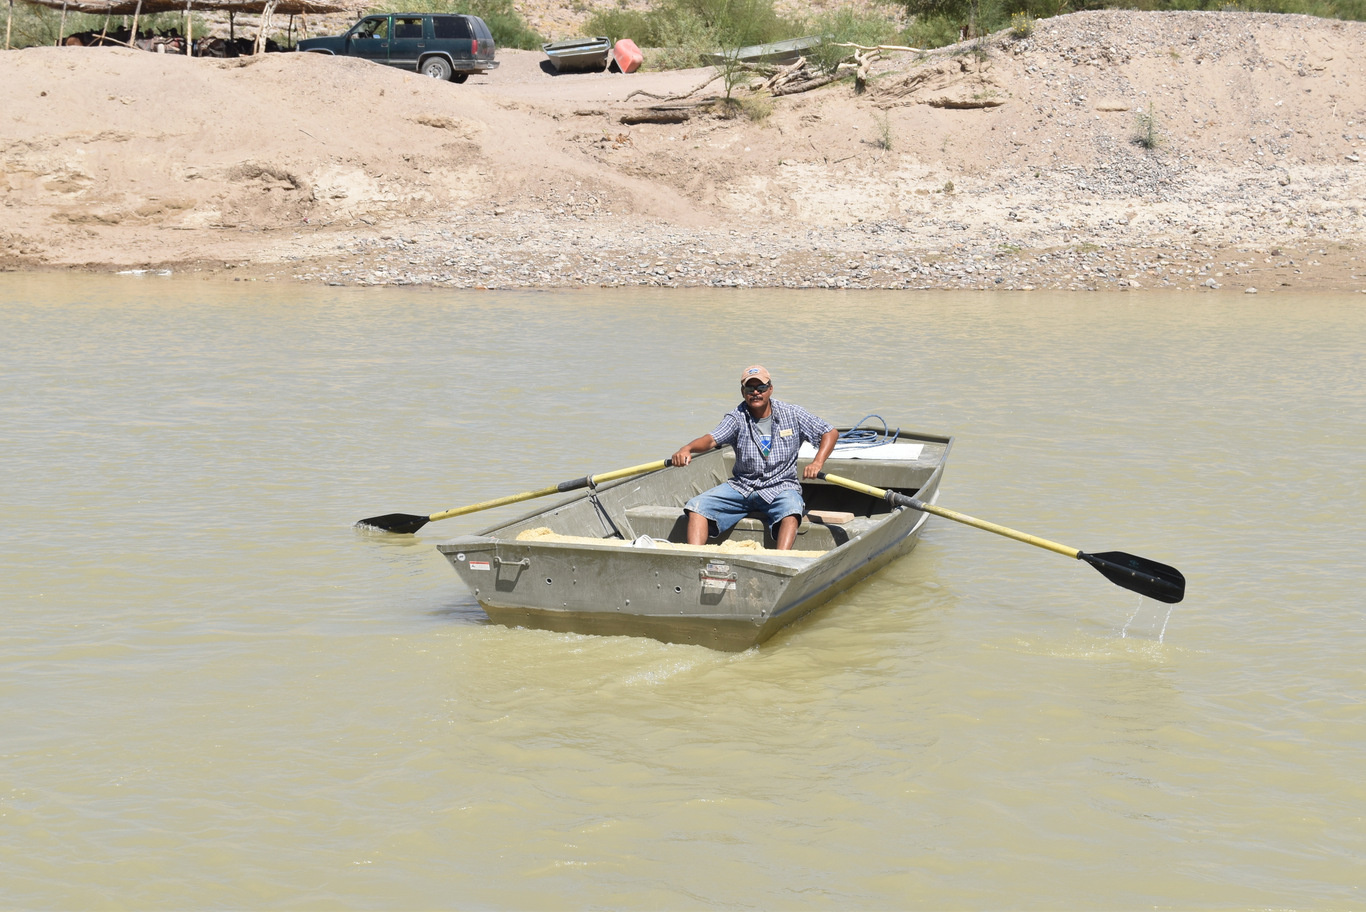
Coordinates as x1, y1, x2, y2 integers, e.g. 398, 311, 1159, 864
452, 73, 469, 84
421, 57, 453, 81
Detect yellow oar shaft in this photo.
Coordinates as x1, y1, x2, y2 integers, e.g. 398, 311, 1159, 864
428, 459, 670, 523
916, 503, 1080, 558
819, 472, 1080, 559
428, 485, 572, 521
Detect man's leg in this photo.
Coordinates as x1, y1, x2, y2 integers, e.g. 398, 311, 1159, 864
764, 490, 807, 550
685, 510, 710, 545
682, 483, 745, 545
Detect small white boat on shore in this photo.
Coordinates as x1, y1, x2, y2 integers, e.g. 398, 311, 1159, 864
701, 34, 822, 66
542, 36, 612, 72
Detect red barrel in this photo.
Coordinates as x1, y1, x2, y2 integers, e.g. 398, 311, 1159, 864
613, 38, 643, 74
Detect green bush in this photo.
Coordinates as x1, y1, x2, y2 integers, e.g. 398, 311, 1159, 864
799, 7, 904, 73
585, 0, 806, 68
905, 13, 965, 46
1133, 102, 1161, 148
585, 0, 909, 70
579, 8, 656, 44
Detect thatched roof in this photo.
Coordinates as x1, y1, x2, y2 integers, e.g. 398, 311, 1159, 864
19, 0, 355, 14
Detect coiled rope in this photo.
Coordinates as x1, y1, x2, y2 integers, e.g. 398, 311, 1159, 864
837, 414, 900, 448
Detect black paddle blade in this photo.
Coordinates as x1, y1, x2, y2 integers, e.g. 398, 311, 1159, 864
355, 513, 430, 534
1079, 551, 1185, 604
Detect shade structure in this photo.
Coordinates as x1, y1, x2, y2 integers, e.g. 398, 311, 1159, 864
8, 0, 356, 54
17, 0, 352, 13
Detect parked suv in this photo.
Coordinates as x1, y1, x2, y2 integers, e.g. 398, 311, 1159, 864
297, 13, 498, 83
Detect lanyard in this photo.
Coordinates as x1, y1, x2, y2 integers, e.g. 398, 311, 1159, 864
746, 410, 774, 460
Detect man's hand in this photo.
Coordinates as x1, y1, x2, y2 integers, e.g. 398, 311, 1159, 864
803, 427, 839, 479
672, 434, 716, 468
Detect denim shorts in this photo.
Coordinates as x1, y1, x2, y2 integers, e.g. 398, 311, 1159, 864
684, 482, 806, 539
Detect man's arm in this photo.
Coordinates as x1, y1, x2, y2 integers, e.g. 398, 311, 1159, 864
672, 434, 716, 467
802, 428, 839, 479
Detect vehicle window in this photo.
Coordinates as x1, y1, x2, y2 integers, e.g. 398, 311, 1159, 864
432, 16, 472, 40
352, 17, 387, 39
393, 17, 423, 39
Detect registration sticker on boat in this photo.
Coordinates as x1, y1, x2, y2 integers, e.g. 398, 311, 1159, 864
468, 560, 491, 571
700, 560, 737, 592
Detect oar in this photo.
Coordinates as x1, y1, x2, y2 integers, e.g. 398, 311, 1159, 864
358, 458, 673, 534
818, 472, 1185, 604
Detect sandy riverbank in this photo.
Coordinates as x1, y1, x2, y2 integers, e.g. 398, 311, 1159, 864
2, 9, 1364, 292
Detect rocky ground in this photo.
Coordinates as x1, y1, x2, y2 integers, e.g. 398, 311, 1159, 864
2, 10, 1364, 292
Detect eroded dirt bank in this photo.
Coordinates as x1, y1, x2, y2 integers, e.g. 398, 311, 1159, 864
2, 10, 1364, 292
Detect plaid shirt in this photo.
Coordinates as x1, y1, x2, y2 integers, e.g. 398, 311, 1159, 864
710, 398, 835, 502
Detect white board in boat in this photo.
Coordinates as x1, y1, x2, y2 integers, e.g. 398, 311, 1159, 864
798, 442, 925, 460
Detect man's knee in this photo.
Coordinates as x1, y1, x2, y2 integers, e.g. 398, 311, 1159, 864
684, 508, 715, 541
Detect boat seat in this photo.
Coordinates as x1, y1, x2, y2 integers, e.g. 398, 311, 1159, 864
623, 504, 870, 549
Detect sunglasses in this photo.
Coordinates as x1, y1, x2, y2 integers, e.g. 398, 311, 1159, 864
742, 381, 772, 394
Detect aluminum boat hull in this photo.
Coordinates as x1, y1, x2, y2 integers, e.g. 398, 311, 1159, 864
438, 429, 951, 650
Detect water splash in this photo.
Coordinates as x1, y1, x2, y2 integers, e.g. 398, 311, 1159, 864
1121, 593, 1176, 643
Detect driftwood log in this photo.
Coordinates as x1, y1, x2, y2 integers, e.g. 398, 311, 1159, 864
619, 108, 691, 125
830, 42, 923, 53
771, 72, 840, 97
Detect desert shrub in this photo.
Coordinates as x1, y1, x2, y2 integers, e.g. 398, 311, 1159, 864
899, 0, 1034, 45
586, 0, 805, 68
807, 6, 903, 47
905, 13, 963, 46
738, 93, 773, 121
805, 6, 903, 73
581, 8, 655, 43
584, 4, 707, 66
872, 111, 894, 150
589, 0, 907, 71
714, 93, 773, 119
466, 0, 544, 49
1133, 103, 1161, 148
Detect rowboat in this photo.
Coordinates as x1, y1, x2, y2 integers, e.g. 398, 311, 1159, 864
437, 429, 952, 650
700, 34, 823, 66
542, 36, 612, 72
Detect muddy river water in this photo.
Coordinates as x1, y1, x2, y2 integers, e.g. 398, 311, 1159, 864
3, 273, 1362, 908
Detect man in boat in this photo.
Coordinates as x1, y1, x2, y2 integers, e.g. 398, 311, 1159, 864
671, 365, 839, 550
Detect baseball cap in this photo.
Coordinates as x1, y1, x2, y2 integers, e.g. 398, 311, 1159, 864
740, 365, 772, 385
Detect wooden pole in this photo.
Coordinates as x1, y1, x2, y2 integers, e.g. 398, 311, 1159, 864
185, 0, 191, 54
254, 0, 276, 55
6, 0, 14, 52
129, 0, 142, 47
57, 0, 68, 46
98, 2, 111, 45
